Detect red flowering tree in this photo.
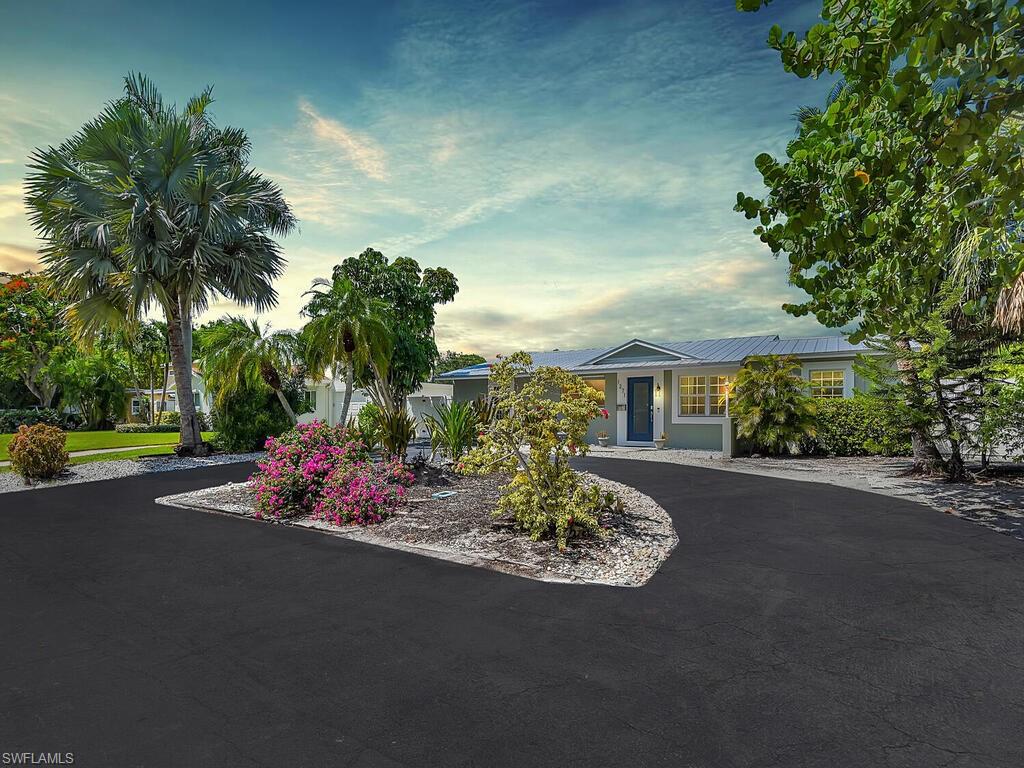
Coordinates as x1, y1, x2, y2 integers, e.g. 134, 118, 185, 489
0, 273, 68, 407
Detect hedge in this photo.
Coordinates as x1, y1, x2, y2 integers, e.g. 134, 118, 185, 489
0, 408, 80, 432
801, 397, 912, 457
114, 423, 180, 433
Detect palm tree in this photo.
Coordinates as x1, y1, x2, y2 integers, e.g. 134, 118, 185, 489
198, 317, 302, 425
302, 271, 393, 420
24, 74, 295, 455
732, 355, 817, 455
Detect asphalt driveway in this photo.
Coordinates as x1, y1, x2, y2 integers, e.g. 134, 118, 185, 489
1, 458, 1022, 768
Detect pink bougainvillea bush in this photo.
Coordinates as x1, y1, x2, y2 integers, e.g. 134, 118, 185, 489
251, 421, 370, 519
312, 458, 414, 526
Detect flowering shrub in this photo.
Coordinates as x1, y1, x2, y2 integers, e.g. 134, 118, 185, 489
8, 424, 69, 480
312, 458, 414, 526
251, 421, 369, 519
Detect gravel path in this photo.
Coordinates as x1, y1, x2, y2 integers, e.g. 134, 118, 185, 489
0, 452, 263, 494
587, 446, 1024, 540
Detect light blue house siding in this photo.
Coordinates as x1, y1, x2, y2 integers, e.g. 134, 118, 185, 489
441, 335, 876, 456
451, 378, 488, 403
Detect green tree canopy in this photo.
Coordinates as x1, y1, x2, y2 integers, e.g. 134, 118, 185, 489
330, 248, 458, 404
735, 0, 1024, 338
25, 74, 295, 454
197, 316, 304, 425
301, 273, 392, 420
435, 351, 486, 376
0, 273, 69, 407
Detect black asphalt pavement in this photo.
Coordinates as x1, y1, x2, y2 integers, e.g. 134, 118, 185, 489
1, 458, 1022, 768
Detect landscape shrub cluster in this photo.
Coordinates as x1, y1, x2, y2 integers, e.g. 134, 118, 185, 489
249, 420, 415, 527
0, 408, 79, 432
7, 424, 70, 480
114, 423, 180, 434
212, 384, 296, 452
252, 421, 369, 519
459, 352, 619, 551
312, 458, 414, 525
801, 397, 912, 457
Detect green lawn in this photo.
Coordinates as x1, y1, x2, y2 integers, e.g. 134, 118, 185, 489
0, 430, 217, 461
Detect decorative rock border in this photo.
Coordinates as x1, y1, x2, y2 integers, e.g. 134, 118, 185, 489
155, 469, 678, 587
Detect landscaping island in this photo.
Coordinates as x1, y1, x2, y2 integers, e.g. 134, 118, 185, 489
157, 358, 681, 587
157, 462, 677, 586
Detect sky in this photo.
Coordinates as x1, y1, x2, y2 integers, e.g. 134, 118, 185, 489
0, 0, 839, 356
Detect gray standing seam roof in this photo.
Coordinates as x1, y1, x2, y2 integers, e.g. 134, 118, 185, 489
438, 334, 871, 379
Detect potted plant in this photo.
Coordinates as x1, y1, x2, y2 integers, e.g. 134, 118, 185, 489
596, 430, 610, 447
654, 431, 667, 450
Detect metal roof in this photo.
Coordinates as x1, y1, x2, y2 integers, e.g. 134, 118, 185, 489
437, 334, 873, 380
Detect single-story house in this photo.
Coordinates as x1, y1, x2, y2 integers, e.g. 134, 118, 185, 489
438, 334, 876, 456
298, 378, 453, 440
125, 368, 213, 422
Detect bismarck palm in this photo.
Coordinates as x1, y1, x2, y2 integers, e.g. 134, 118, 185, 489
24, 74, 296, 454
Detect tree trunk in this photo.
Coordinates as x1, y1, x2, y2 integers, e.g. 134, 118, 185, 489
23, 359, 57, 408
339, 361, 355, 425
157, 362, 169, 424
274, 388, 298, 425
932, 371, 969, 482
894, 337, 943, 473
367, 361, 396, 413
148, 368, 156, 425
166, 299, 207, 456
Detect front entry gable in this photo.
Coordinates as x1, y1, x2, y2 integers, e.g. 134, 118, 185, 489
583, 339, 694, 366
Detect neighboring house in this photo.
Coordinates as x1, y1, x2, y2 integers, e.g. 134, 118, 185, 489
125, 368, 214, 422
438, 335, 876, 456
298, 378, 453, 440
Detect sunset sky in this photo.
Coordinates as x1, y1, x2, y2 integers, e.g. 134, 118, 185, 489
0, 0, 839, 355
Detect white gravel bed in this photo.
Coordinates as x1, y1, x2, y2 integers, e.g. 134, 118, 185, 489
0, 452, 264, 494
587, 447, 1024, 541
156, 467, 678, 587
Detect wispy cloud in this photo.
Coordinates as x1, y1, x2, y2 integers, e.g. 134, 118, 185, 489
298, 98, 389, 182
435, 250, 823, 355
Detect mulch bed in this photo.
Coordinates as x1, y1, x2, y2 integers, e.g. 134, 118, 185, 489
155, 463, 678, 587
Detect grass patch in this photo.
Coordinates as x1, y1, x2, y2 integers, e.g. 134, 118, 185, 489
0, 436, 230, 474
0, 430, 217, 461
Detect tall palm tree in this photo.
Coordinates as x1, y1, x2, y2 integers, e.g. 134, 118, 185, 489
25, 74, 295, 455
198, 317, 302, 424
302, 272, 393, 419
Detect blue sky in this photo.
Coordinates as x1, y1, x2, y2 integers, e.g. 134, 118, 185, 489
0, 0, 837, 354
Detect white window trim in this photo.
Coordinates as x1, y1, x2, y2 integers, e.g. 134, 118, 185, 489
802, 360, 854, 398
670, 368, 736, 424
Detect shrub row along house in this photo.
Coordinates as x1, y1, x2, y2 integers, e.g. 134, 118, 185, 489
439, 335, 873, 455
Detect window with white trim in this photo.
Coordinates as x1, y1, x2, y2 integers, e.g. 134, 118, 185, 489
709, 375, 733, 415
810, 369, 845, 398
303, 389, 318, 410
131, 398, 142, 416
678, 375, 707, 416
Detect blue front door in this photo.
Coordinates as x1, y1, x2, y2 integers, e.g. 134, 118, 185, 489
627, 377, 654, 442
